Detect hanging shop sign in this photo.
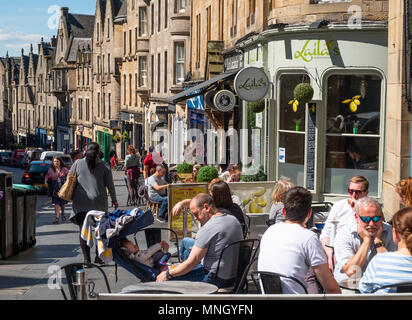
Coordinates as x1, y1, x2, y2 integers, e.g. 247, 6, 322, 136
109, 120, 120, 130
214, 90, 236, 112
156, 104, 176, 114
234, 67, 269, 102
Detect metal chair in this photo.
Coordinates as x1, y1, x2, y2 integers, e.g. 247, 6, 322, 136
234, 256, 258, 294
213, 238, 261, 293
134, 227, 181, 262
371, 282, 412, 293
251, 270, 308, 294
243, 215, 251, 239
266, 218, 276, 227
59, 263, 111, 300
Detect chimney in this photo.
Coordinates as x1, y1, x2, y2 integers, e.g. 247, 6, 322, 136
51, 35, 57, 48
61, 7, 69, 18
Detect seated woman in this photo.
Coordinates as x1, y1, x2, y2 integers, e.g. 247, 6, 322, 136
120, 238, 171, 271
269, 179, 294, 224
359, 207, 412, 294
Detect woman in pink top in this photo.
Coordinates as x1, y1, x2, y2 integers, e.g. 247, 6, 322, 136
45, 157, 69, 224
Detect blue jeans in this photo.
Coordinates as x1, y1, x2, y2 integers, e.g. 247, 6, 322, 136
175, 237, 235, 288
150, 194, 168, 219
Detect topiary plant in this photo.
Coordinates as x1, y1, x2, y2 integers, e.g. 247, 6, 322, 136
196, 166, 219, 183
177, 162, 193, 174
248, 100, 265, 113
112, 134, 121, 144
121, 132, 130, 143
241, 165, 267, 182
294, 83, 314, 104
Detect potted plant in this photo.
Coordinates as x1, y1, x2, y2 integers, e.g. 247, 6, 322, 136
112, 134, 121, 144
196, 166, 219, 183
248, 100, 265, 113
121, 132, 130, 143
289, 83, 314, 112
177, 162, 193, 181
294, 119, 302, 131
241, 165, 267, 182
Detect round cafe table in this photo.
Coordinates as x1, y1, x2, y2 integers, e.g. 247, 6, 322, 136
338, 278, 361, 294
121, 281, 218, 295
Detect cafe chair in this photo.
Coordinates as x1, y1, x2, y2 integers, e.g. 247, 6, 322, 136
266, 219, 276, 227
133, 227, 181, 262
371, 282, 412, 294
251, 270, 308, 294
242, 215, 251, 239
213, 238, 261, 294
143, 186, 161, 218
59, 262, 111, 300
234, 256, 258, 294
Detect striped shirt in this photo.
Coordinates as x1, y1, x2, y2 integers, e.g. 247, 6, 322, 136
359, 252, 412, 294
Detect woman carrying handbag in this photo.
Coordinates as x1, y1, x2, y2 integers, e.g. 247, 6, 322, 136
45, 157, 69, 224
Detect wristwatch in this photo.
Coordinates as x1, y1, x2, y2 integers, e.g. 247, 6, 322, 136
374, 240, 385, 249
166, 269, 173, 280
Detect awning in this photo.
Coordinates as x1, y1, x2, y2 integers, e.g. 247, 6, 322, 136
167, 70, 239, 104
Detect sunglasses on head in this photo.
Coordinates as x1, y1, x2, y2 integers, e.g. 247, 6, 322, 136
358, 215, 382, 223
348, 189, 366, 195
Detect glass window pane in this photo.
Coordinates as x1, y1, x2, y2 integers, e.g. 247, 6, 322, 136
279, 74, 310, 132
278, 132, 305, 186
325, 136, 379, 196
326, 75, 381, 134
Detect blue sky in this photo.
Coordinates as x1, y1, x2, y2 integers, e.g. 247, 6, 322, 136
0, 0, 96, 57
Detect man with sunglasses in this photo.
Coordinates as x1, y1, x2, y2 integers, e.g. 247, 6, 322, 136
320, 176, 369, 271
333, 197, 397, 282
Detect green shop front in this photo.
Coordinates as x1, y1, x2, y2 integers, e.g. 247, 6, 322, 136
243, 23, 387, 202
95, 125, 114, 162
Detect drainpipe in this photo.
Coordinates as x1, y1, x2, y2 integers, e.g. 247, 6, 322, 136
405, 0, 412, 174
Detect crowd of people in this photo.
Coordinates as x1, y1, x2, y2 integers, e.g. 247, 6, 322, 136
259, 176, 412, 294
43, 141, 412, 294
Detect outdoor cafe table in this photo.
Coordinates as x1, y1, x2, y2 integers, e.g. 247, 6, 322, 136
338, 278, 361, 294
121, 281, 218, 295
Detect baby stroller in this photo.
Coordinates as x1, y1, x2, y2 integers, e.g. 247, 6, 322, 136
91, 208, 168, 282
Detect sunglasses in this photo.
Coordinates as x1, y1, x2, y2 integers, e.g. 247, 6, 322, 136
348, 189, 366, 195
358, 215, 382, 223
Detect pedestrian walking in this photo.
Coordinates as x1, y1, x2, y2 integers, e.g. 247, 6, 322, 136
69, 142, 118, 264
44, 157, 69, 224
125, 145, 141, 205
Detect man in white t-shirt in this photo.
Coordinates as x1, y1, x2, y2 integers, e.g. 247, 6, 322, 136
258, 187, 341, 294
320, 176, 369, 270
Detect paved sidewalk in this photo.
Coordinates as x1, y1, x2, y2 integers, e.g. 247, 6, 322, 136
0, 170, 152, 300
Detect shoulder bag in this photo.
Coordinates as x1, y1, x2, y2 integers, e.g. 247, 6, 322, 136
57, 161, 78, 202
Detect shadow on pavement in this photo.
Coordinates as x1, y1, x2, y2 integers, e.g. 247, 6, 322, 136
0, 276, 49, 290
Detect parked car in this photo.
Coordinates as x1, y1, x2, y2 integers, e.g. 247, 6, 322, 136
40, 151, 64, 161
22, 148, 44, 169
0, 150, 12, 166
21, 160, 52, 194
11, 149, 25, 167
43, 154, 73, 169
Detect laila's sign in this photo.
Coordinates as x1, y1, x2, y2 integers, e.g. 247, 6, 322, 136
234, 67, 270, 102
294, 40, 341, 62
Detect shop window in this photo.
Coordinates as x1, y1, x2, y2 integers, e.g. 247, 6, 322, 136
325, 74, 381, 196
277, 74, 310, 187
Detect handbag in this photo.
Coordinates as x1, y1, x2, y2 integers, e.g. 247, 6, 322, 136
57, 162, 78, 202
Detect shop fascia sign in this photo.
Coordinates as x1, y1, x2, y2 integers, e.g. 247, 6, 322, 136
234, 67, 269, 102
294, 39, 341, 62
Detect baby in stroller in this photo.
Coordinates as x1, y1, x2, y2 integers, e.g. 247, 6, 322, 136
120, 238, 171, 272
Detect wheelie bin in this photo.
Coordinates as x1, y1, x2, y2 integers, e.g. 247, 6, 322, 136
0, 172, 13, 259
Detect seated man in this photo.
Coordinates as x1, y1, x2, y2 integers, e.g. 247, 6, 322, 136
147, 165, 169, 222
120, 238, 170, 271
156, 193, 243, 288
320, 176, 369, 270
334, 197, 397, 282
258, 187, 341, 294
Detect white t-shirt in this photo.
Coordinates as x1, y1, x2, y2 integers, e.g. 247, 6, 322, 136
320, 199, 356, 241
258, 223, 327, 294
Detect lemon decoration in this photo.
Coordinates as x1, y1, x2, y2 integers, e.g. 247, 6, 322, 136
342, 95, 361, 113
289, 99, 299, 112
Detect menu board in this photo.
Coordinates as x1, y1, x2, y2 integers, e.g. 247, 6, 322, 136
168, 183, 208, 239
307, 103, 316, 190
